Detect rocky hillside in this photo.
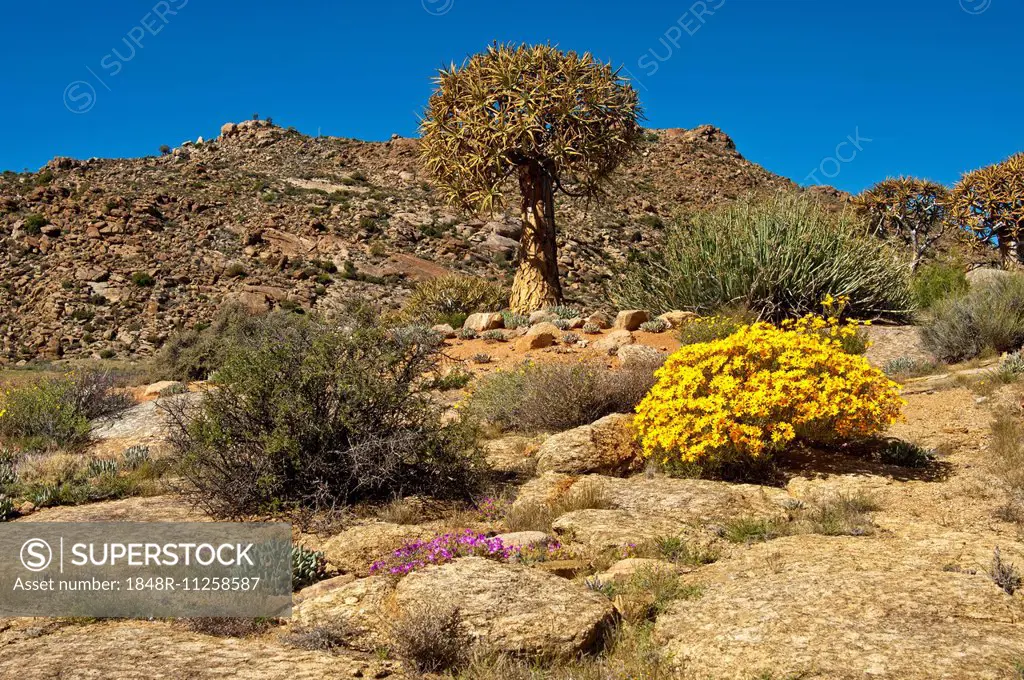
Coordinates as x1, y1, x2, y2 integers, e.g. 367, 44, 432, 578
0, 120, 799, 363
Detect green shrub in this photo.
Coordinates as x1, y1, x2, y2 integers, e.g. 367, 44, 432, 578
921, 274, 1024, 361
911, 262, 968, 309
403, 275, 508, 325
23, 213, 48, 235
131, 271, 155, 287
155, 304, 282, 381
639, 318, 668, 333
882, 356, 942, 380
465, 358, 659, 433
0, 371, 132, 450
166, 310, 484, 517
613, 194, 913, 322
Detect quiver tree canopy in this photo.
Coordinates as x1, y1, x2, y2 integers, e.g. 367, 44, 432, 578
852, 177, 948, 270
420, 43, 644, 312
946, 153, 1024, 265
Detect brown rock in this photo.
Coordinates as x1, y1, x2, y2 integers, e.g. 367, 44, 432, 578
614, 310, 650, 331
658, 310, 697, 328
517, 321, 560, 350
535, 413, 638, 475
319, 523, 431, 576
593, 329, 635, 354
464, 312, 504, 333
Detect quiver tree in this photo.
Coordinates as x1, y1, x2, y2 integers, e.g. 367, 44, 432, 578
946, 153, 1024, 266
420, 43, 644, 312
852, 177, 948, 271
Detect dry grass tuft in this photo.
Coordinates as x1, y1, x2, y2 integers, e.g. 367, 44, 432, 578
503, 481, 614, 533
389, 600, 470, 674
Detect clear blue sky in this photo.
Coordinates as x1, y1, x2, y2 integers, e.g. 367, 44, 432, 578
1, 0, 1021, 193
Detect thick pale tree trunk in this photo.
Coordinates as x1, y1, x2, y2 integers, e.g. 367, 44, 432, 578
508, 161, 563, 313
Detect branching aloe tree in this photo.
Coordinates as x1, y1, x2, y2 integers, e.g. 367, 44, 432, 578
946, 153, 1024, 265
420, 43, 644, 312
852, 177, 948, 271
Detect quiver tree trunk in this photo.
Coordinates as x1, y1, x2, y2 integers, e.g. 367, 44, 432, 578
509, 160, 563, 313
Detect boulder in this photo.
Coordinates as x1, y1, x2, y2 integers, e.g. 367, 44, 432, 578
617, 344, 665, 371
142, 381, 184, 398
614, 310, 650, 331
431, 323, 457, 339
493, 531, 550, 549
535, 413, 638, 475
658, 310, 697, 328
464, 312, 504, 333
319, 523, 432, 576
291, 576, 394, 652
593, 329, 635, 354
586, 312, 612, 329
392, 557, 616, 658
482, 435, 542, 475
517, 322, 560, 351
551, 475, 788, 550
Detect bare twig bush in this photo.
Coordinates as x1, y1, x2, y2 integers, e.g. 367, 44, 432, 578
285, 619, 353, 652
389, 601, 471, 674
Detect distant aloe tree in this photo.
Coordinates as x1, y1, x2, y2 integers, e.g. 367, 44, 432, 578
420, 43, 644, 312
852, 177, 948, 271
946, 153, 1024, 265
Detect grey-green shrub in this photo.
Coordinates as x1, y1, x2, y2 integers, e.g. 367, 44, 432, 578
613, 194, 913, 322
0, 371, 132, 450
465, 358, 660, 433
166, 309, 484, 517
921, 274, 1024, 361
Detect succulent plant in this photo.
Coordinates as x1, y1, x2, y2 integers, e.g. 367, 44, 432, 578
639, 318, 669, 333
582, 322, 601, 334
458, 327, 479, 340
561, 332, 581, 344
481, 329, 506, 342
0, 495, 14, 521
87, 458, 120, 477
291, 545, 327, 591
552, 318, 572, 331
122, 444, 152, 470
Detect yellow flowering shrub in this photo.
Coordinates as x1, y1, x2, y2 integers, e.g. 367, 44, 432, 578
634, 319, 903, 465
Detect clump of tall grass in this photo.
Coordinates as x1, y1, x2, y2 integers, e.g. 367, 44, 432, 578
613, 194, 913, 322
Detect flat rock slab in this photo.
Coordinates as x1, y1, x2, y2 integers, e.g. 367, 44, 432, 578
89, 392, 200, 457
0, 620, 397, 680
657, 534, 1024, 679
16, 495, 204, 523
551, 474, 788, 549
392, 556, 616, 659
